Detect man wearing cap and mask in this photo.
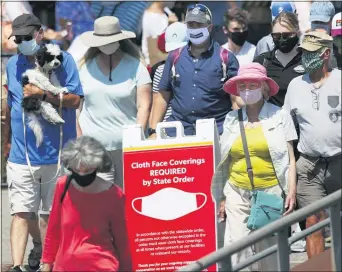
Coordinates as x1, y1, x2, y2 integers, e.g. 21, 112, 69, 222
4, 14, 83, 272
309, 1, 335, 34
284, 31, 341, 259
149, 4, 239, 138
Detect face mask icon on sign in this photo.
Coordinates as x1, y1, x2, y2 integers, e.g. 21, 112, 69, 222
131, 187, 207, 221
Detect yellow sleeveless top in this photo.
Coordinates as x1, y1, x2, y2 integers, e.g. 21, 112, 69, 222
228, 126, 278, 190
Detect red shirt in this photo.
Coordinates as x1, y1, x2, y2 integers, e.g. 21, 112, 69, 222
42, 176, 132, 271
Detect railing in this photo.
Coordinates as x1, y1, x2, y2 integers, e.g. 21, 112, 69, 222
178, 189, 342, 272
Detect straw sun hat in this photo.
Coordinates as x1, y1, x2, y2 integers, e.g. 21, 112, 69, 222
80, 16, 136, 47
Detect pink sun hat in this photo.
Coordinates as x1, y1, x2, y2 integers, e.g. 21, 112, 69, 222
223, 63, 279, 96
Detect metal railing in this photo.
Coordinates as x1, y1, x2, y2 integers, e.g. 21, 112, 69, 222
178, 189, 342, 272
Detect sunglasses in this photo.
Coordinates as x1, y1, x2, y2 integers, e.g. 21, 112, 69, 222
14, 35, 34, 44
271, 32, 297, 40
186, 4, 212, 19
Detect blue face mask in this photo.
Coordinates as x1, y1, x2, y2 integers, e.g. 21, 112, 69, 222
17, 39, 40, 56
311, 23, 331, 33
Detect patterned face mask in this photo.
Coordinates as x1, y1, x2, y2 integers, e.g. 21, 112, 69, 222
301, 48, 326, 74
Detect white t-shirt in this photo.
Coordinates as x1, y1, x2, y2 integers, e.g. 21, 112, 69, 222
78, 54, 152, 150
222, 41, 256, 66
141, 11, 168, 65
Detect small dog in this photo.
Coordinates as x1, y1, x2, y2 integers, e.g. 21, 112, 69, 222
22, 44, 68, 147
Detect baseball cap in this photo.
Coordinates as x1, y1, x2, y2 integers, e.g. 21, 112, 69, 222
185, 4, 212, 24
270, 2, 296, 21
331, 12, 342, 37
165, 22, 188, 52
298, 31, 333, 52
9, 13, 41, 38
310, 1, 335, 23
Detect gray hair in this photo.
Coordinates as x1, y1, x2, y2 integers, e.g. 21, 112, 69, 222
61, 136, 113, 173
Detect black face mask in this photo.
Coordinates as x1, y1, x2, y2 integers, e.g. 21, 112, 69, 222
71, 170, 97, 187
273, 36, 299, 53
228, 30, 248, 47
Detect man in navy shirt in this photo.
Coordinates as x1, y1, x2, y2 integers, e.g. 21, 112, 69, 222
4, 14, 83, 272
148, 4, 239, 137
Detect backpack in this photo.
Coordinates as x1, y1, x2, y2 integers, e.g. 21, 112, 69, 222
170, 46, 229, 82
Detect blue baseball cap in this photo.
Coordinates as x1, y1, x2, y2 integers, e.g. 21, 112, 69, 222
310, 1, 335, 23
271, 2, 296, 21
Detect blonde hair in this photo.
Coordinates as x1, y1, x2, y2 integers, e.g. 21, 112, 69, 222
272, 12, 299, 33
78, 39, 145, 68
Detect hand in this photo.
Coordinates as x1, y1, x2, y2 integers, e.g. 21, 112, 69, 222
168, 13, 179, 24
1, 115, 5, 125
284, 192, 296, 216
23, 84, 44, 98
41, 263, 52, 272
148, 133, 157, 140
217, 200, 227, 222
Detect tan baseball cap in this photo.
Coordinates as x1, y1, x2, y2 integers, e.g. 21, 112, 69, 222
298, 31, 333, 52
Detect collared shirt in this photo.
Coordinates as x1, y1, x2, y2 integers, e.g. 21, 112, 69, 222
158, 40, 239, 136
284, 69, 341, 157
254, 49, 304, 107
6, 52, 83, 165
211, 102, 297, 201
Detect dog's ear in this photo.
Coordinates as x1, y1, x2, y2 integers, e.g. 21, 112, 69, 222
57, 52, 64, 64
36, 45, 48, 67
21, 74, 29, 87
22, 97, 41, 112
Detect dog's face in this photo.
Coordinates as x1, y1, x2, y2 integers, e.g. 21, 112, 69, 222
36, 44, 63, 71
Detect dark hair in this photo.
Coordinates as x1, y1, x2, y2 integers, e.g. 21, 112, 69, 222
224, 8, 250, 29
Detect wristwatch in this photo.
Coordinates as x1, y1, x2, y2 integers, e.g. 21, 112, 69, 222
42, 91, 47, 101
148, 128, 156, 136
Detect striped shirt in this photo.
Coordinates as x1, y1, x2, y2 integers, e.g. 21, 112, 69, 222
152, 64, 172, 122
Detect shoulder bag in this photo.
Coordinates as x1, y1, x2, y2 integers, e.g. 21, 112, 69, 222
238, 109, 286, 230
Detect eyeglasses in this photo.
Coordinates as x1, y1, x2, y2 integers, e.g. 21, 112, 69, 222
186, 4, 212, 20
271, 32, 297, 40
14, 35, 33, 44
311, 89, 320, 111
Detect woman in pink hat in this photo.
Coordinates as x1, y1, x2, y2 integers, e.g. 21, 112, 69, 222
212, 63, 297, 271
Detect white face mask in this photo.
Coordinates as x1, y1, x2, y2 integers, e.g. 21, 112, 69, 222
99, 42, 120, 55
18, 39, 40, 56
132, 187, 207, 221
239, 88, 263, 105
186, 27, 210, 45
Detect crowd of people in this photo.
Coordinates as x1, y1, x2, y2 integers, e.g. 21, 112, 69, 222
1, 1, 341, 272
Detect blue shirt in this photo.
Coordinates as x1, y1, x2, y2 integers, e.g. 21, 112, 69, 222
158, 40, 239, 136
6, 52, 83, 165
55, 2, 148, 39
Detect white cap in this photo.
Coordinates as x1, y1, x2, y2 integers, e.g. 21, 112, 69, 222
332, 12, 342, 37
165, 22, 188, 52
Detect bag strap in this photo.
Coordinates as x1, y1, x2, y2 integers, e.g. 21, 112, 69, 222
60, 174, 73, 203
171, 46, 184, 78
238, 109, 255, 190
220, 47, 229, 81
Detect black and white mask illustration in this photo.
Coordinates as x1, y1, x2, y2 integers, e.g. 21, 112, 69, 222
132, 187, 207, 221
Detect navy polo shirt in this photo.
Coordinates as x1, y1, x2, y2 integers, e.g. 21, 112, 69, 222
158, 40, 239, 136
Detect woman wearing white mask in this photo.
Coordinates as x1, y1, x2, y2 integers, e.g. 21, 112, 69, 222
77, 16, 152, 189
212, 63, 297, 271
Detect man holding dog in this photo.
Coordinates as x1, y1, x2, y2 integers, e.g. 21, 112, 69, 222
4, 14, 83, 272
